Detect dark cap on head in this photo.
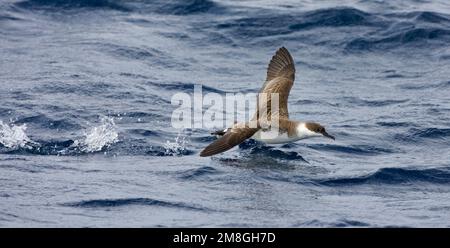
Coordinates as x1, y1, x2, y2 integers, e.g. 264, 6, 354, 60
305, 122, 335, 140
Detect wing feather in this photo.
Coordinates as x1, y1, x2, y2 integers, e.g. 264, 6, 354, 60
265, 46, 295, 84
200, 126, 258, 157
255, 47, 296, 120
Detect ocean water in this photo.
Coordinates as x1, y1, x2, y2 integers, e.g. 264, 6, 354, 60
1, 0, 450, 227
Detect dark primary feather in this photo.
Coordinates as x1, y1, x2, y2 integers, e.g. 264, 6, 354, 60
200, 126, 258, 157
260, 46, 296, 92
254, 47, 296, 120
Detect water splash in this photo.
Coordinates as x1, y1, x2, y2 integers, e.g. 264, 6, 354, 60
75, 116, 119, 153
0, 120, 35, 149
163, 132, 189, 156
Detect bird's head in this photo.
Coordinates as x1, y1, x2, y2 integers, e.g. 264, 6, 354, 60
304, 122, 335, 140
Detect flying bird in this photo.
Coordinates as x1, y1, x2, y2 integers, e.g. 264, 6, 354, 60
200, 47, 334, 157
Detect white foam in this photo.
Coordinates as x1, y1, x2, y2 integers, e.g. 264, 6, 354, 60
0, 120, 34, 149
78, 116, 119, 153
163, 132, 188, 156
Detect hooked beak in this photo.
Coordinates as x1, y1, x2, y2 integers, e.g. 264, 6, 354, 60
322, 131, 335, 140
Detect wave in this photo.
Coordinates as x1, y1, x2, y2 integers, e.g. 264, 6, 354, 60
395, 11, 450, 25
14, 0, 224, 15
96, 43, 189, 69
15, 114, 81, 130
306, 143, 394, 155
148, 0, 224, 16
129, 129, 160, 137
346, 27, 450, 51
376, 121, 414, 127
149, 81, 226, 94
178, 166, 221, 180
33, 81, 118, 96
212, 5, 450, 51
296, 219, 371, 227
343, 97, 409, 107
102, 43, 162, 61
61, 197, 209, 211
344, 11, 450, 51
295, 99, 338, 107
289, 7, 378, 30
320, 167, 450, 186
398, 80, 450, 90
217, 7, 378, 39
15, 0, 130, 11
394, 127, 450, 143
410, 128, 450, 139
10, 1, 450, 52
0, 13, 23, 22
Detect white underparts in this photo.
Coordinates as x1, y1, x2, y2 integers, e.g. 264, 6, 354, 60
252, 129, 298, 144
296, 122, 322, 139
252, 122, 321, 144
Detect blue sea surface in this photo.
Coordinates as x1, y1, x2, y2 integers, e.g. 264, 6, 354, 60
1, 0, 450, 227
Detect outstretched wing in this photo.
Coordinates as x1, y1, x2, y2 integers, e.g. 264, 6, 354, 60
200, 126, 258, 157
254, 47, 296, 120
264, 46, 295, 85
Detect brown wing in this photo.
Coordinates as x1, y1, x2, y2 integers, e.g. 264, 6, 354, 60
200, 126, 258, 157
254, 47, 296, 120
265, 46, 295, 84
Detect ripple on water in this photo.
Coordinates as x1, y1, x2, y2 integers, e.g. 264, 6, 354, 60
319, 167, 450, 186
61, 198, 211, 212
306, 143, 395, 155
394, 127, 450, 143
178, 166, 221, 180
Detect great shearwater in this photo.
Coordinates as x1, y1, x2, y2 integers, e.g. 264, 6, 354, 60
200, 47, 334, 157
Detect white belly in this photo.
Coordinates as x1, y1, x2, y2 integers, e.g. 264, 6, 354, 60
251, 130, 301, 144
